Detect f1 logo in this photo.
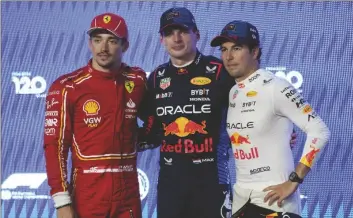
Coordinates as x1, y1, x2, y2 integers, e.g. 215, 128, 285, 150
1, 173, 47, 189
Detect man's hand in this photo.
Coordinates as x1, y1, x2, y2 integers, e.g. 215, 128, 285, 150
56, 205, 75, 218
290, 130, 297, 149
263, 181, 299, 207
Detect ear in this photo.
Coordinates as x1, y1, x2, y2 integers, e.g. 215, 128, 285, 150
252, 47, 259, 60
195, 30, 200, 41
160, 35, 165, 45
88, 39, 93, 52
122, 40, 129, 52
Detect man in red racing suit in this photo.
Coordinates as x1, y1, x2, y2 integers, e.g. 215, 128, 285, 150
43, 13, 146, 218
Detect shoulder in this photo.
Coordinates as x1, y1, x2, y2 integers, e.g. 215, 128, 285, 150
49, 66, 88, 90
270, 72, 293, 91
257, 70, 295, 98
253, 69, 284, 87
201, 55, 231, 81
126, 65, 146, 76
147, 62, 169, 88
202, 55, 225, 71
150, 62, 169, 78
202, 54, 222, 64
123, 64, 147, 83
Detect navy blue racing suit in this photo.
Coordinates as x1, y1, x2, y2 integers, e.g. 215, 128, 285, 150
139, 51, 235, 218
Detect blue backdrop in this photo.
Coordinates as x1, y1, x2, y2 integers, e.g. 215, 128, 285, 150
1, 1, 353, 218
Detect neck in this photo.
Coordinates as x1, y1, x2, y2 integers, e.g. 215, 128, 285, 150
91, 60, 121, 73
170, 50, 197, 66
235, 65, 260, 83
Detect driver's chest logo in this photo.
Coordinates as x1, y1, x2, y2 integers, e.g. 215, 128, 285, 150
125, 81, 135, 93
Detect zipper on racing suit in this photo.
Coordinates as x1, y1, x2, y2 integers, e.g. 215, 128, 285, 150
113, 77, 126, 204
129, 209, 134, 218
113, 77, 125, 156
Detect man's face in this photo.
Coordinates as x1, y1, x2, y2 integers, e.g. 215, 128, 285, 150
220, 41, 258, 79
160, 26, 199, 59
89, 32, 128, 69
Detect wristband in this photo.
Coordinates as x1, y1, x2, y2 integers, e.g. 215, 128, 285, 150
56, 203, 71, 210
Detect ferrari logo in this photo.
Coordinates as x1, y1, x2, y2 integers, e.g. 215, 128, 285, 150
103, 15, 111, 24
125, 81, 135, 93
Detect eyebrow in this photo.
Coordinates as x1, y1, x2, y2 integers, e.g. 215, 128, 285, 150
91, 35, 118, 40
164, 27, 190, 34
219, 44, 243, 50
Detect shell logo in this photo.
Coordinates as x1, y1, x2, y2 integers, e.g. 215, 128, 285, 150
83, 99, 100, 116
246, 91, 257, 97
190, 77, 211, 86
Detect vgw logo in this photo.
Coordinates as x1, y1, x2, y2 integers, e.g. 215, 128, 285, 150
12, 72, 47, 98
265, 67, 303, 93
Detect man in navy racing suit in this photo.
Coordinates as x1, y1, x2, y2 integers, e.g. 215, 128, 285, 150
138, 7, 234, 218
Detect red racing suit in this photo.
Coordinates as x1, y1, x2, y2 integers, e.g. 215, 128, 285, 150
43, 61, 146, 218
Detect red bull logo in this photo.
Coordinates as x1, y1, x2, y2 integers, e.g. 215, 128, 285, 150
163, 117, 208, 137
160, 138, 213, 153
230, 132, 259, 160
177, 68, 188, 75
266, 213, 279, 218
300, 144, 320, 167
234, 148, 259, 160
230, 132, 250, 146
302, 105, 313, 114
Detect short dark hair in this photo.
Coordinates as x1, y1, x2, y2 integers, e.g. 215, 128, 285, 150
160, 25, 198, 37
247, 43, 262, 62
89, 29, 127, 45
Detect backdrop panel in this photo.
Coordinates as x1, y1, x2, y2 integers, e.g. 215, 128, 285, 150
1, 1, 353, 218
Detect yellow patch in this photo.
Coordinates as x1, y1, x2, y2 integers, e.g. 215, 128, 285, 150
190, 77, 211, 86
103, 15, 111, 24
125, 81, 135, 93
246, 91, 257, 97
83, 100, 100, 116
302, 105, 312, 114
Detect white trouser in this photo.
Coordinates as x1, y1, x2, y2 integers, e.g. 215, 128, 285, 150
232, 183, 301, 215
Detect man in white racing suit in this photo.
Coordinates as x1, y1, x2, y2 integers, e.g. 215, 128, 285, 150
210, 20, 330, 218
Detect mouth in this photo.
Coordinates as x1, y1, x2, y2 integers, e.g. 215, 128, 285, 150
171, 45, 184, 51
98, 53, 111, 59
226, 64, 238, 68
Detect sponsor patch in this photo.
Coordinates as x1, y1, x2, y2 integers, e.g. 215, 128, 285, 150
160, 77, 171, 90
125, 81, 135, 93
190, 77, 211, 86
83, 99, 100, 116
246, 91, 257, 97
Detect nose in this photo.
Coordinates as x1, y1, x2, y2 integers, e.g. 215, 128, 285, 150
101, 40, 109, 52
172, 32, 182, 42
225, 51, 233, 61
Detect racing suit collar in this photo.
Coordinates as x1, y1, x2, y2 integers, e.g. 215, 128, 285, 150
236, 68, 264, 87
168, 50, 203, 69
87, 59, 125, 79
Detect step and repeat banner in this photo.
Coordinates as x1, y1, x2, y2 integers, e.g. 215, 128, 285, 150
1, 1, 353, 218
